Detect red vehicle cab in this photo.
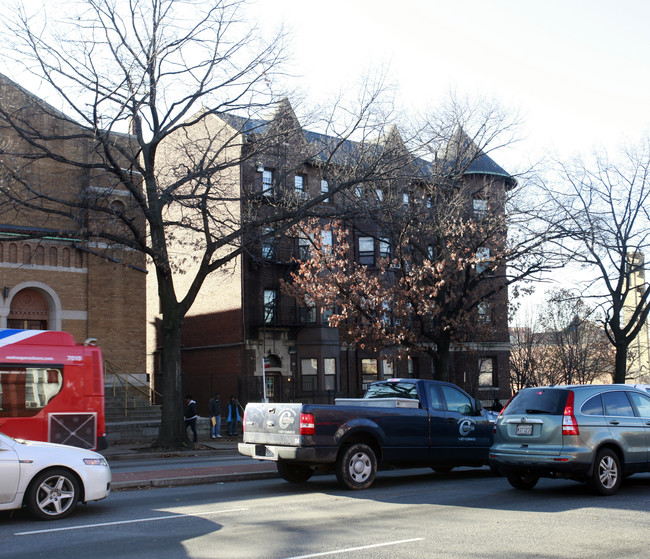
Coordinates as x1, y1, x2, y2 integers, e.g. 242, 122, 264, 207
0, 329, 107, 450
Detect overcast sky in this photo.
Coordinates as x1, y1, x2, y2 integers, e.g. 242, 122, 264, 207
250, 0, 650, 167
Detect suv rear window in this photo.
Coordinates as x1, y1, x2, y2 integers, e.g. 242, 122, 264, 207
502, 388, 569, 416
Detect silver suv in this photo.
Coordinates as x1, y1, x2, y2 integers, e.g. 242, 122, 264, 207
489, 385, 650, 495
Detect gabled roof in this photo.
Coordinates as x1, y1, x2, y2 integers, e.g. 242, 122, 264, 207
216, 102, 515, 186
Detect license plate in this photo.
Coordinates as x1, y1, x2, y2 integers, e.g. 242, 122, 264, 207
516, 423, 533, 436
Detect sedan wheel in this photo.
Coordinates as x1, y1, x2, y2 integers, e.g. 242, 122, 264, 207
26, 468, 80, 520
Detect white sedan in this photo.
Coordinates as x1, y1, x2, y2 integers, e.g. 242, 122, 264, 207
0, 431, 111, 520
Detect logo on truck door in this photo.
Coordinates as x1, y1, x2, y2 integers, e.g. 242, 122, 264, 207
458, 418, 476, 438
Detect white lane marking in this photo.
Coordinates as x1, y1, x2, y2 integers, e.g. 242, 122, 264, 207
14, 507, 248, 536
282, 538, 425, 559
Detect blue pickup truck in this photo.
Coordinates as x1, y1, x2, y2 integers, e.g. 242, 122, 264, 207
238, 378, 493, 489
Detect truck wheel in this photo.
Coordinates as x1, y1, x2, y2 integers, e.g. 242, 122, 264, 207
336, 443, 377, 490
506, 472, 539, 490
277, 461, 313, 483
589, 449, 621, 496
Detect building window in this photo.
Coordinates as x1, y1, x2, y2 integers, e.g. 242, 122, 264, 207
324, 358, 337, 391
476, 247, 490, 274
49, 247, 57, 267
263, 289, 277, 324
407, 357, 416, 378
321, 229, 333, 253
294, 174, 305, 192
402, 192, 409, 206
473, 198, 488, 218
379, 237, 391, 259
382, 359, 395, 379
262, 169, 274, 195
299, 296, 317, 324
375, 188, 383, 202
354, 185, 363, 198
478, 357, 496, 388
34, 246, 45, 265
361, 358, 378, 390
8, 243, 17, 263
298, 234, 312, 260
321, 179, 330, 202
262, 227, 275, 260
478, 302, 491, 323
301, 358, 318, 391
322, 307, 334, 326
426, 195, 432, 209
358, 236, 374, 266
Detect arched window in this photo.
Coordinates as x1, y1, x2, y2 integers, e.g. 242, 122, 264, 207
8, 243, 17, 263
22, 245, 32, 265
34, 246, 45, 265
49, 247, 58, 267
62, 248, 70, 267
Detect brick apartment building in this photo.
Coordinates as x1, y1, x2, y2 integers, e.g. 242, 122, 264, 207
150, 100, 514, 413
0, 74, 146, 376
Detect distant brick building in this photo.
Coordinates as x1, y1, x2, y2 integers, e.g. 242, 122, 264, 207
0, 74, 146, 376
149, 100, 513, 413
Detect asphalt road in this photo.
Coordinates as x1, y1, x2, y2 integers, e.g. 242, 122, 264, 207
2, 468, 650, 559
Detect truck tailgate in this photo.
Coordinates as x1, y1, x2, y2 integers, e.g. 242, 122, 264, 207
243, 403, 304, 446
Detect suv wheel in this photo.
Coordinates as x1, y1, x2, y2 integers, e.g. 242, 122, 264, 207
589, 449, 621, 496
507, 472, 539, 490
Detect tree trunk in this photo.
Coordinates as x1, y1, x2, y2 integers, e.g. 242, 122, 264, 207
613, 342, 628, 384
153, 298, 191, 449
434, 334, 451, 382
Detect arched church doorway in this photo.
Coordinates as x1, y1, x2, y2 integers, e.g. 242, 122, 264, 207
7, 288, 49, 330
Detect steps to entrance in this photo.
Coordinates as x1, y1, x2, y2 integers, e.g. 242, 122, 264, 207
104, 385, 218, 444
105, 385, 162, 445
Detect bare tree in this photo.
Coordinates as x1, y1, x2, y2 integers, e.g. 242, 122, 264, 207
546, 144, 650, 383
0, 0, 399, 448
540, 289, 613, 385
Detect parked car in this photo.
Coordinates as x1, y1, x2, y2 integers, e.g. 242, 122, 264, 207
0, 431, 111, 519
489, 384, 650, 495
629, 384, 650, 395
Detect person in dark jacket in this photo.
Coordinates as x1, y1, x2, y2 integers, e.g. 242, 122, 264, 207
208, 393, 222, 439
226, 395, 240, 436
184, 394, 198, 443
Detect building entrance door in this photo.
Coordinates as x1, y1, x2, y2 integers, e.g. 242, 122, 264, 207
7, 289, 49, 330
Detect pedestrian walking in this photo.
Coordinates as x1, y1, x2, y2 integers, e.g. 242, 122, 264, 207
226, 395, 240, 436
208, 392, 222, 438
184, 394, 198, 443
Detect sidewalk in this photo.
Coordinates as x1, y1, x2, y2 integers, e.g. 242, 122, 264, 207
100, 438, 279, 491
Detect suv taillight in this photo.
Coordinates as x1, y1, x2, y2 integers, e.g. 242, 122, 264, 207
300, 412, 315, 435
562, 390, 579, 436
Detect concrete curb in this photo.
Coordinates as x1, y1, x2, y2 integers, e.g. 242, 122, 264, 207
111, 470, 279, 491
